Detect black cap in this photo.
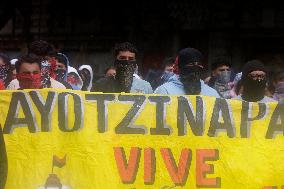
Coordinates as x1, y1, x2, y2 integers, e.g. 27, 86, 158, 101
178, 48, 203, 69
242, 60, 267, 80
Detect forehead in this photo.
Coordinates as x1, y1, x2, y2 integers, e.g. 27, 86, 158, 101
117, 51, 135, 58
20, 62, 40, 70
249, 70, 266, 75
216, 65, 230, 70
107, 68, 116, 72
165, 64, 174, 68
56, 61, 65, 65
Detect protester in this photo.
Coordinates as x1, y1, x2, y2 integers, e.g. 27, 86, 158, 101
15, 54, 42, 89
28, 40, 66, 89
154, 47, 220, 97
54, 53, 73, 89
159, 57, 176, 84
67, 66, 83, 90
93, 42, 152, 93
0, 53, 12, 88
207, 57, 233, 98
272, 70, 284, 103
230, 72, 242, 98
146, 57, 175, 90
7, 40, 66, 89
233, 60, 276, 103
79, 65, 93, 91
10, 58, 18, 80
104, 66, 116, 78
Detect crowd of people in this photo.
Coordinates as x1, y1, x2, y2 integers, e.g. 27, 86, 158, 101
0, 40, 283, 103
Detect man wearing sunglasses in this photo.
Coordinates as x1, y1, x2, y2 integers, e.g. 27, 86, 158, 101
234, 60, 276, 103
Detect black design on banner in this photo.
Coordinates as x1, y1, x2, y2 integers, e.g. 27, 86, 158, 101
58, 92, 84, 132
85, 94, 115, 133
115, 95, 147, 134
177, 96, 205, 136
208, 98, 235, 137
148, 96, 171, 135
3, 92, 38, 134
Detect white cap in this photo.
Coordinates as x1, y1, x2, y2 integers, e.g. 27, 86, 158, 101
10, 59, 18, 66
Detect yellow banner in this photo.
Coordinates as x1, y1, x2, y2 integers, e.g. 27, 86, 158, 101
0, 89, 283, 189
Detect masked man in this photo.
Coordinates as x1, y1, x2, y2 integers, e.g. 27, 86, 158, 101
208, 57, 233, 98
272, 70, 284, 103
79, 65, 93, 91
233, 60, 276, 103
154, 47, 219, 97
54, 53, 72, 89
93, 42, 152, 93
15, 54, 42, 89
6, 40, 66, 90
0, 53, 11, 89
67, 66, 83, 90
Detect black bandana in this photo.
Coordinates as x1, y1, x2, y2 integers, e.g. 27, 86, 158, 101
0, 64, 10, 86
242, 77, 267, 102
179, 65, 202, 95
115, 60, 136, 92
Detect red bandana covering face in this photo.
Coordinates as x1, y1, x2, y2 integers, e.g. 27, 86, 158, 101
16, 73, 42, 89
0, 80, 5, 90
173, 56, 179, 74
49, 57, 57, 79
67, 75, 78, 85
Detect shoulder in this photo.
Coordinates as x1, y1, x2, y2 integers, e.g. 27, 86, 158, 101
50, 78, 66, 89
154, 82, 175, 94
132, 78, 153, 94
200, 81, 220, 97
262, 96, 277, 103
6, 79, 19, 90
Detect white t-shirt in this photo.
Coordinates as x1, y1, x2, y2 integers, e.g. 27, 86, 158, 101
6, 78, 66, 90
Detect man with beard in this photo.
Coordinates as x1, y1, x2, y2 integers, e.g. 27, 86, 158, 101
79, 65, 93, 91
234, 60, 276, 103
93, 42, 152, 93
154, 47, 219, 97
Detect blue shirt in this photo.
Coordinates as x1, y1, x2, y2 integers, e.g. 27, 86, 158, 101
154, 74, 220, 97
131, 77, 153, 94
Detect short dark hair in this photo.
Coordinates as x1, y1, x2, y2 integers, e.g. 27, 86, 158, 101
114, 42, 138, 57
28, 40, 56, 57
162, 57, 175, 69
104, 66, 116, 74
54, 53, 69, 67
0, 53, 10, 65
211, 56, 231, 70
15, 54, 41, 73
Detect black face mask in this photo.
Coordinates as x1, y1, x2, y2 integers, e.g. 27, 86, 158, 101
115, 60, 136, 92
242, 77, 267, 102
80, 70, 91, 90
179, 65, 203, 95
55, 69, 66, 82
